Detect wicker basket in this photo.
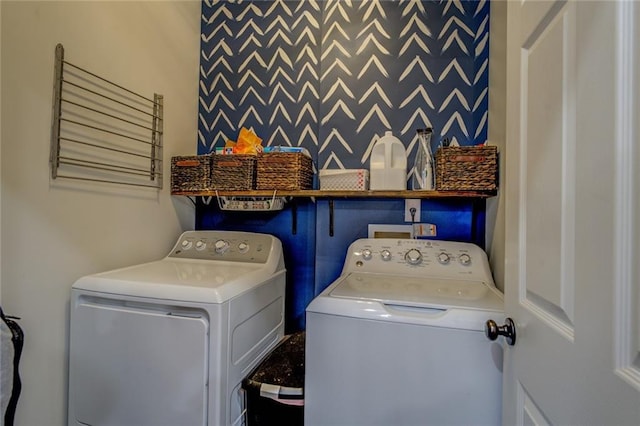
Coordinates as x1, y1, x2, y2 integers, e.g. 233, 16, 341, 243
171, 155, 211, 193
211, 154, 256, 190
435, 146, 498, 191
256, 153, 313, 190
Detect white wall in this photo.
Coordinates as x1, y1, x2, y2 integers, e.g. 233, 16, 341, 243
487, 1, 507, 291
0, 1, 200, 425
0, 0, 3, 304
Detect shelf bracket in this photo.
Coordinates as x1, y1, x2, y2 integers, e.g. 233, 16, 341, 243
329, 199, 334, 237
291, 199, 297, 235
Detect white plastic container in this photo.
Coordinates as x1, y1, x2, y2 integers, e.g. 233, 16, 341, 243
319, 169, 369, 190
369, 131, 407, 190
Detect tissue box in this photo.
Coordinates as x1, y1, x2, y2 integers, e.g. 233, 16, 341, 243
319, 169, 369, 191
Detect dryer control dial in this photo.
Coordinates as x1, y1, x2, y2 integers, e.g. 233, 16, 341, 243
361, 249, 372, 260
458, 253, 472, 266
181, 240, 193, 250
404, 248, 423, 265
195, 240, 207, 251
237, 242, 249, 253
437, 252, 451, 265
214, 239, 230, 254
380, 249, 392, 261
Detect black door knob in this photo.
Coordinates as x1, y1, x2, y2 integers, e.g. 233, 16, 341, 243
485, 317, 516, 346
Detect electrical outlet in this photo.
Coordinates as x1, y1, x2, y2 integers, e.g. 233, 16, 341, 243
404, 199, 421, 222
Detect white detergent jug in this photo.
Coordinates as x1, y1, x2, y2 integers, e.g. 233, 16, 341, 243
369, 131, 407, 190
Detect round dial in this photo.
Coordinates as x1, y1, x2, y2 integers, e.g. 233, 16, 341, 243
238, 242, 249, 253
361, 249, 372, 260
181, 240, 193, 250
214, 239, 230, 254
195, 240, 206, 251
437, 252, 451, 265
380, 249, 392, 261
404, 248, 423, 265
458, 253, 472, 266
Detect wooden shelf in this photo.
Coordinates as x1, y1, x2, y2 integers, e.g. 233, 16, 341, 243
171, 189, 496, 199
173, 189, 496, 237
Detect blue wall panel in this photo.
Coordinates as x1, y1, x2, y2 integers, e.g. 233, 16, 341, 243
197, 0, 490, 331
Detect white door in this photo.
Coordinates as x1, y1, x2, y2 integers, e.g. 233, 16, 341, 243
503, 0, 640, 425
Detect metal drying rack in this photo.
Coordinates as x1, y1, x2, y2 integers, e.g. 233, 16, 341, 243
50, 44, 163, 188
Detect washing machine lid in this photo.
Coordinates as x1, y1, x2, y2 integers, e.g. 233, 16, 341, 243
73, 258, 284, 303
329, 272, 503, 312
307, 272, 503, 331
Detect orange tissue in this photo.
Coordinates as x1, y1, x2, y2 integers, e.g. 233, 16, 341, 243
234, 127, 263, 154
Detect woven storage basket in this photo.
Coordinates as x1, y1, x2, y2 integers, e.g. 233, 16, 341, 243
211, 154, 256, 190
435, 146, 498, 191
256, 153, 313, 190
171, 155, 211, 192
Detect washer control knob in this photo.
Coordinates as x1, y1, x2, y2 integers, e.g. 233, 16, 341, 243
437, 252, 451, 265
459, 253, 472, 266
380, 249, 392, 261
404, 248, 423, 265
181, 240, 193, 250
195, 240, 206, 251
214, 239, 230, 254
361, 249, 372, 260
238, 242, 249, 253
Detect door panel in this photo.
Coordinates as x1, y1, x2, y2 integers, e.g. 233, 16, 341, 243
519, 383, 551, 426
69, 296, 209, 426
613, 0, 640, 387
521, 2, 576, 334
504, 1, 640, 425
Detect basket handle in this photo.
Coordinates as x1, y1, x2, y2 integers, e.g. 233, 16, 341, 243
449, 155, 488, 162
175, 160, 201, 167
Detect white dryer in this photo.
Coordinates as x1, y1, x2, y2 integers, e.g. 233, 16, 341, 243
305, 238, 504, 426
68, 231, 286, 426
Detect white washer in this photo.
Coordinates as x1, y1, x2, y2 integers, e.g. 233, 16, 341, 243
305, 238, 504, 426
68, 231, 286, 426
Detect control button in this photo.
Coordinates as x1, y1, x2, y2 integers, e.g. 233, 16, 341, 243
404, 248, 423, 265
459, 253, 472, 266
195, 240, 206, 251
238, 242, 249, 253
380, 250, 392, 261
437, 252, 451, 265
361, 249, 372, 260
214, 239, 230, 254
181, 240, 193, 250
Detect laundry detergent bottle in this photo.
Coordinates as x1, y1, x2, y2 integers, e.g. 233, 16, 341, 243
411, 128, 434, 190
369, 131, 407, 190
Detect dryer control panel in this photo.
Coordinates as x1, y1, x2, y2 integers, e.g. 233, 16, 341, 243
168, 231, 275, 264
344, 238, 493, 281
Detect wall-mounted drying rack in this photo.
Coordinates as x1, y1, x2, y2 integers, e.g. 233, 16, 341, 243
50, 43, 163, 188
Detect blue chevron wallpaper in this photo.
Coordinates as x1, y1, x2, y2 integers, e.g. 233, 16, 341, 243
197, 0, 490, 331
